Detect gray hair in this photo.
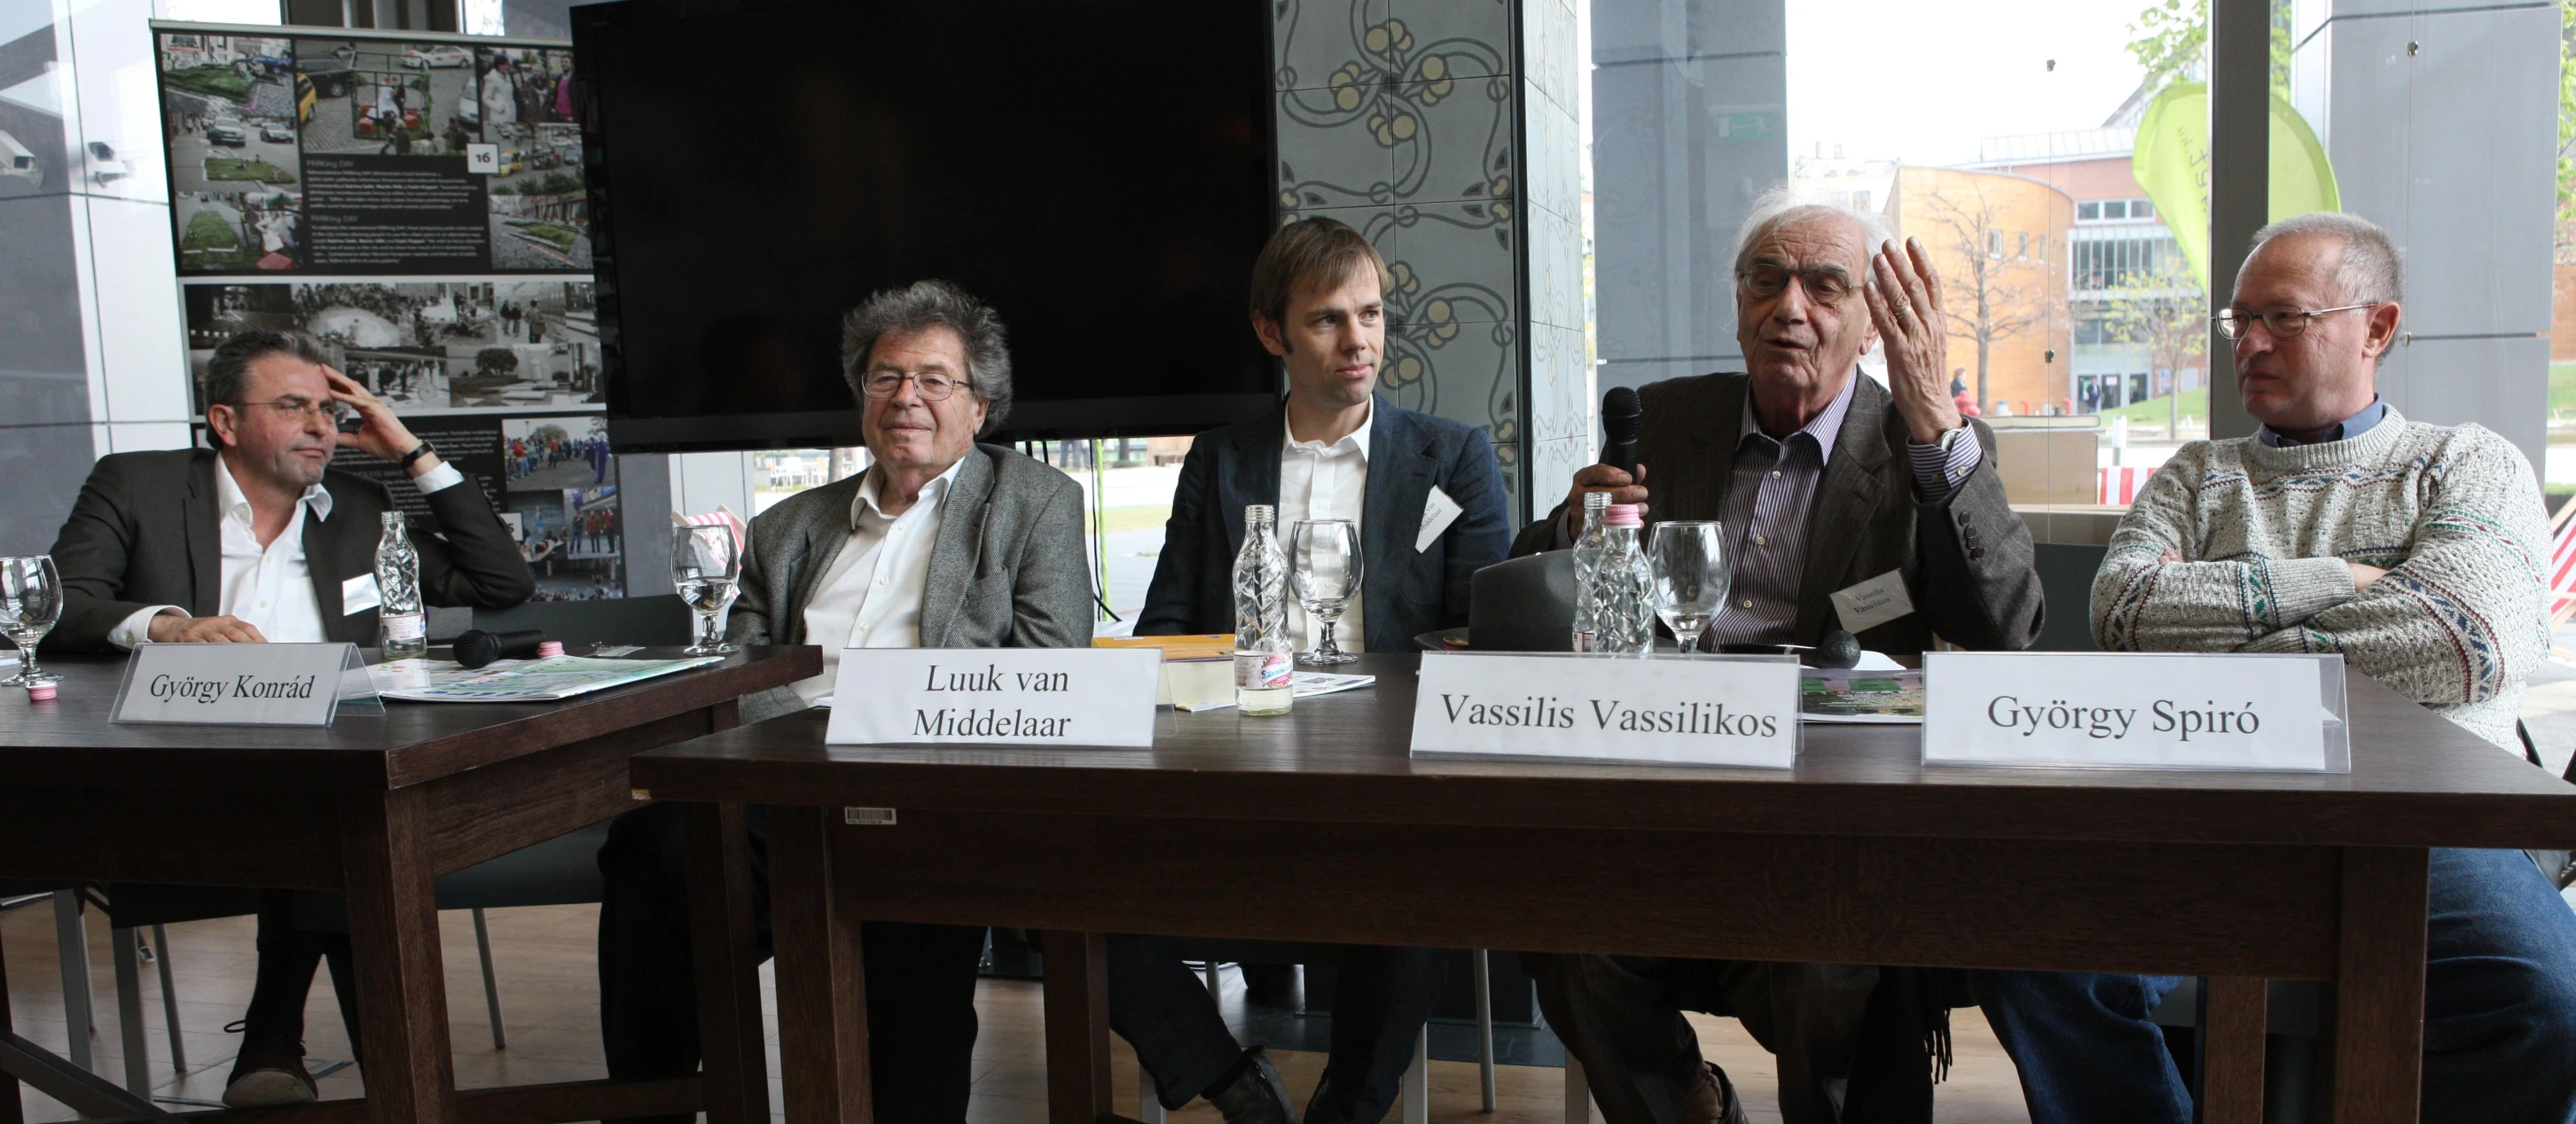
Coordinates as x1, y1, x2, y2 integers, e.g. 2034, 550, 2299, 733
2245, 212, 2404, 308
1732, 183, 1899, 279
204, 330, 330, 445
840, 279, 1014, 434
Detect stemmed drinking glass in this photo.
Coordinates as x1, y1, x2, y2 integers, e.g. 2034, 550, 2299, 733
0, 555, 65, 687
1649, 521, 1729, 655
1288, 519, 1365, 665
671, 526, 742, 656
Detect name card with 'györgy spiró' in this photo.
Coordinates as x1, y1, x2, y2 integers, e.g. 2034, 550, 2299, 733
1922, 652, 2349, 772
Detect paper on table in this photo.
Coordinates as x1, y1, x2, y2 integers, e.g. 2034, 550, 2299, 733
1174, 672, 1376, 712
1799, 667, 1925, 724
372, 654, 722, 702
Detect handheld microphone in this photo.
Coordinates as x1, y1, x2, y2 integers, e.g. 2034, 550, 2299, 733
1599, 386, 1643, 475
454, 628, 546, 669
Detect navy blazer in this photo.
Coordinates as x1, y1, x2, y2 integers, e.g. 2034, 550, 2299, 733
1136, 395, 1512, 651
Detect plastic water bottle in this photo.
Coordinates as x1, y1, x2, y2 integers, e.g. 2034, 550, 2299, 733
1569, 491, 1609, 652
1592, 503, 1655, 654
375, 511, 427, 659
1232, 504, 1295, 715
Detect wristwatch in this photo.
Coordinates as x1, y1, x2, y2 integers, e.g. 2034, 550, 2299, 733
1932, 425, 1967, 451
400, 441, 437, 469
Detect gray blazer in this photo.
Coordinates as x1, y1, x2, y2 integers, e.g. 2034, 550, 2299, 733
727, 443, 1095, 722
1512, 372, 2044, 656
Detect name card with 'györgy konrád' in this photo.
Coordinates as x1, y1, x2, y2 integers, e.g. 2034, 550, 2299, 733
1409, 652, 1802, 768
1922, 652, 2349, 772
825, 648, 1160, 747
112, 642, 382, 727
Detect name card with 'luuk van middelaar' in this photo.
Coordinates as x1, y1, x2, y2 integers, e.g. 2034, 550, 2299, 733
112, 642, 382, 727
1408, 652, 1802, 768
1922, 652, 2350, 772
825, 648, 1160, 747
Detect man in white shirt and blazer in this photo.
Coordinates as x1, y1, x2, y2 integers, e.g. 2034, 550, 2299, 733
595, 280, 1093, 1124
1121, 218, 1513, 1124
48, 329, 533, 1106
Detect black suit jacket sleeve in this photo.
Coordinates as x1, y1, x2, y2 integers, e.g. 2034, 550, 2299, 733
1907, 426, 2044, 652
1133, 435, 1222, 637
1437, 426, 1513, 628
50, 457, 156, 652
411, 475, 537, 609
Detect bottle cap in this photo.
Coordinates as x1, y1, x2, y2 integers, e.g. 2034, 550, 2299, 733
1604, 503, 1643, 527
536, 641, 565, 658
27, 683, 56, 702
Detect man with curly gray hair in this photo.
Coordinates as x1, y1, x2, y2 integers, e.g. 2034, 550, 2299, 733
596, 278, 1093, 1123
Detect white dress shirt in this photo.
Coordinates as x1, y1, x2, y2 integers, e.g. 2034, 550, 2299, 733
789, 459, 962, 706
109, 457, 466, 648
1277, 402, 1369, 652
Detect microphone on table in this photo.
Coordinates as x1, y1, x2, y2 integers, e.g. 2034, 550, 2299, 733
454, 628, 546, 669
1599, 386, 1643, 476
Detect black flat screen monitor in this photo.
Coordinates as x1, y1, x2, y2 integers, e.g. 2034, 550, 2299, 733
573, 0, 1278, 453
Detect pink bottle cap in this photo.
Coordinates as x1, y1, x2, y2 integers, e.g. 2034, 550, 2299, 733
1604, 503, 1643, 527
536, 641, 566, 658
27, 683, 56, 702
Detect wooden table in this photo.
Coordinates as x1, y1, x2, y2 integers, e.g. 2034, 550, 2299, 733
629, 652, 2576, 1124
0, 645, 817, 1124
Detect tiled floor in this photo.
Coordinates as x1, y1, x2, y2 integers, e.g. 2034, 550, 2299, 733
0, 902, 2040, 1123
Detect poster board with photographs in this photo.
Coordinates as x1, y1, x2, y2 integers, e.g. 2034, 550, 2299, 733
157, 23, 623, 600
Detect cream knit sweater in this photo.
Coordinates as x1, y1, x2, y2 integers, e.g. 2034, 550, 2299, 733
2091, 407, 2549, 751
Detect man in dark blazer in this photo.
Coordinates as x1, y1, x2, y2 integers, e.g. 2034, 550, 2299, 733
47, 329, 532, 1106
1122, 218, 1512, 1124
1513, 194, 2043, 1124
596, 280, 1093, 1124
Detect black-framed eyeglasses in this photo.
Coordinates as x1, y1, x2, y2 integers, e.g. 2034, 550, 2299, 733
861, 371, 970, 401
1736, 263, 1856, 307
2212, 303, 2378, 340
234, 396, 357, 424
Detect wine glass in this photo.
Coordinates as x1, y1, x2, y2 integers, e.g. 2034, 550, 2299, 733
671, 525, 742, 655
1648, 521, 1729, 655
1288, 519, 1365, 665
0, 555, 65, 687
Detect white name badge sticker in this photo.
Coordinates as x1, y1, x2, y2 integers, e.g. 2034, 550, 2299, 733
1409, 652, 1802, 768
341, 572, 382, 614
825, 648, 1161, 747
1922, 652, 2348, 772
113, 643, 383, 727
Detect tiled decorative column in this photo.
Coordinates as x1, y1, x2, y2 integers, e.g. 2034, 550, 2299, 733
1273, 0, 1588, 521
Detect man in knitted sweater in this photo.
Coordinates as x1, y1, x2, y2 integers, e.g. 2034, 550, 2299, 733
1976, 214, 2576, 1123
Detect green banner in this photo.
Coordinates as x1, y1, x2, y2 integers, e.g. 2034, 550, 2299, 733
2132, 81, 2340, 292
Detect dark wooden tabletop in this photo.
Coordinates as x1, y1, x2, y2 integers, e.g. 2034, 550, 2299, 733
0, 645, 818, 792
630, 652, 2576, 850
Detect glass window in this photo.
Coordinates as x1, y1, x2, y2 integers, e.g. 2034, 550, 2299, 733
2079, 200, 2102, 221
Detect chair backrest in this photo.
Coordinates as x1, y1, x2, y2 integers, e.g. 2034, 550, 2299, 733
474, 594, 693, 648
2029, 542, 2106, 652
1468, 550, 1574, 652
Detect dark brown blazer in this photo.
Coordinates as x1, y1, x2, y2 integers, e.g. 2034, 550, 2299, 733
48, 448, 536, 652
1512, 371, 2044, 655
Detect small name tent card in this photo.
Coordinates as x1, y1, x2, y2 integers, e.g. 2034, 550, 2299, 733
113, 643, 382, 727
1922, 652, 2348, 772
1409, 652, 1802, 768
825, 648, 1160, 747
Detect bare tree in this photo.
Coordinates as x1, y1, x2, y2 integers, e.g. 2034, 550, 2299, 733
2095, 254, 2208, 436
1918, 181, 2056, 412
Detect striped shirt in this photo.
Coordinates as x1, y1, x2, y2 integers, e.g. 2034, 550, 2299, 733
1705, 373, 1984, 648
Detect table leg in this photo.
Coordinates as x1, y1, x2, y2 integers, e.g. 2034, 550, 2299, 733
685, 802, 771, 1124
1039, 931, 1112, 1124
2329, 847, 2430, 1124
2, 906, 22, 1124
2196, 977, 2267, 1124
771, 805, 869, 1124
341, 788, 458, 1124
